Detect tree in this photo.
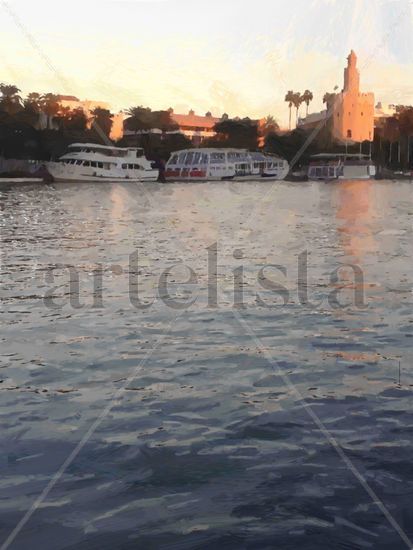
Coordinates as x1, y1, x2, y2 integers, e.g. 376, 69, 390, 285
323, 92, 335, 108
206, 117, 258, 149
261, 115, 280, 137
0, 83, 22, 115
15, 92, 42, 128
291, 92, 302, 126
24, 92, 42, 113
40, 93, 60, 130
91, 107, 113, 139
285, 90, 295, 130
301, 90, 313, 117
124, 106, 153, 135
67, 108, 88, 132
151, 109, 178, 133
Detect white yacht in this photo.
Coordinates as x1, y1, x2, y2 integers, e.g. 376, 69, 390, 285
46, 143, 159, 182
165, 148, 289, 182
308, 153, 376, 181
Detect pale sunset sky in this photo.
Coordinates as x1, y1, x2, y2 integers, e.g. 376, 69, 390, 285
1, 0, 413, 126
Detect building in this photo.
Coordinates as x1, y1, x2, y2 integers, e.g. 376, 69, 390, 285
56, 95, 124, 141
123, 109, 222, 146
57, 95, 111, 115
169, 109, 221, 145
299, 50, 375, 143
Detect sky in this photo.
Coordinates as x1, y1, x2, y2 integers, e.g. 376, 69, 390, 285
1, 0, 413, 126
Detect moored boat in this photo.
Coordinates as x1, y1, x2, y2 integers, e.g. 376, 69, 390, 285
165, 148, 289, 182
308, 153, 376, 181
46, 143, 158, 182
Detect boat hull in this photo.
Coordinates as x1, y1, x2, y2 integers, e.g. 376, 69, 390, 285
165, 174, 286, 182
46, 153, 159, 183
165, 148, 289, 183
50, 174, 158, 183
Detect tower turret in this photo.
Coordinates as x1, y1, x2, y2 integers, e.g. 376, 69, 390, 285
343, 50, 360, 93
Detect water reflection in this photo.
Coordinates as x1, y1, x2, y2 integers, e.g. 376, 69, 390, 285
334, 180, 378, 264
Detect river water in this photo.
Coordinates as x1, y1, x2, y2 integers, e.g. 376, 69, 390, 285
0, 179, 412, 549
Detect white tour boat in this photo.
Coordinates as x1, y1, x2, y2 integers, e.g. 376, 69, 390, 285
46, 143, 159, 182
165, 148, 289, 182
308, 153, 376, 181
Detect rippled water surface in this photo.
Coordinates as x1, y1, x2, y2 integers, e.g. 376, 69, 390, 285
1, 179, 412, 549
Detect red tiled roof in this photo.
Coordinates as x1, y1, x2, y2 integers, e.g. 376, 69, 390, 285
172, 113, 220, 129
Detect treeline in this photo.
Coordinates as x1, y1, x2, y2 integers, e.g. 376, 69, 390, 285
374, 106, 413, 170
2, 81, 413, 169
0, 82, 284, 161
0, 84, 118, 159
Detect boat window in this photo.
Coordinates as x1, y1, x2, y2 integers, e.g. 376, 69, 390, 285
98, 162, 103, 168
201, 153, 208, 164
177, 153, 186, 164
134, 164, 142, 169
91, 161, 97, 168
169, 154, 178, 165
192, 152, 201, 165
210, 153, 225, 164
122, 163, 127, 169
83, 161, 90, 167
185, 152, 194, 165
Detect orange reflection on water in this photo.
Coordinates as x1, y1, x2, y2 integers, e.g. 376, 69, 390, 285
334, 180, 378, 264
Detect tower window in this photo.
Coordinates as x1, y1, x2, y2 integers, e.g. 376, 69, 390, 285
347, 130, 352, 138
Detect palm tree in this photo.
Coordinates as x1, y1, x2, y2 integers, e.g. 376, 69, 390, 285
285, 90, 295, 130
262, 115, 279, 136
40, 93, 60, 129
125, 106, 153, 135
322, 93, 336, 118
301, 90, 313, 117
0, 83, 22, 114
292, 92, 302, 126
15, 92, 42, 128
152, 110, 178, 134
91, 107, 113, 139
55, 105, 72, 129
24, 92, 42, 112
